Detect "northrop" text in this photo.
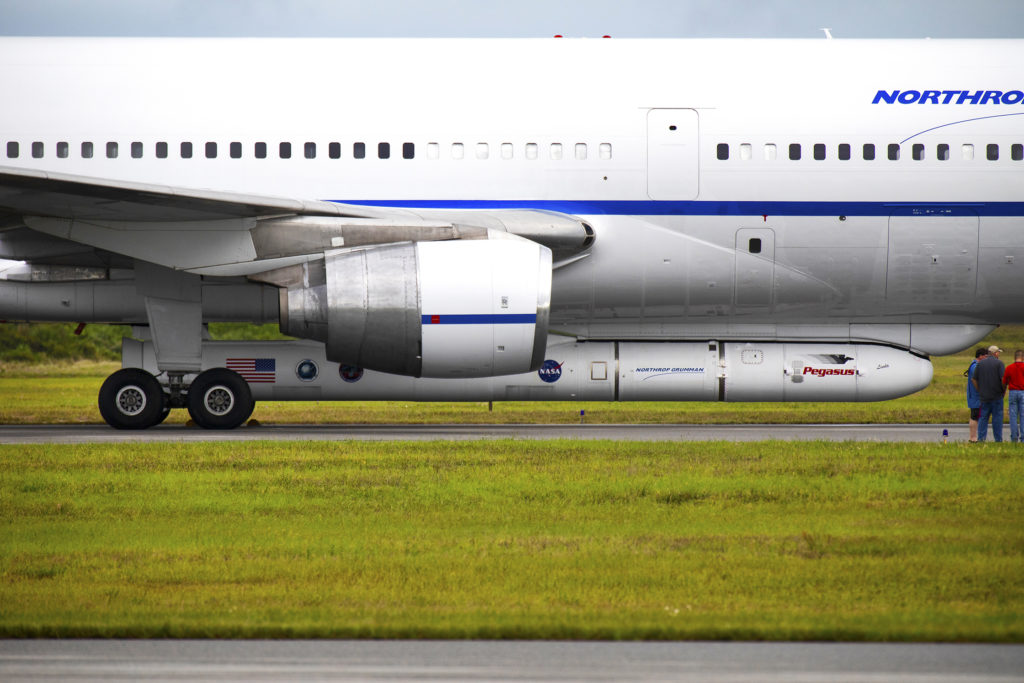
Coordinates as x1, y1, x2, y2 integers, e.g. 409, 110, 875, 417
873, 89, 1024, 105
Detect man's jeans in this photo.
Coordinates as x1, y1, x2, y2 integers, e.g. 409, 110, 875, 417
1009, 390, 1024, 443
979, 399, 1004, 442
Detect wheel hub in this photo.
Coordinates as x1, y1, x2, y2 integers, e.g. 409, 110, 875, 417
204, 386, 235, 416
114, 385, 147, 416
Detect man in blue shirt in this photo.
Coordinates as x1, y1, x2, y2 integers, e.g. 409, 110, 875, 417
967, 347, 987, 442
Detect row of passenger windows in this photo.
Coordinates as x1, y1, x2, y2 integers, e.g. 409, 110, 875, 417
13, 138, 1021, 163
716, 142, 1024, 162
2, 140, 614, 161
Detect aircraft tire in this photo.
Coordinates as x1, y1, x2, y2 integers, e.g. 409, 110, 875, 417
98, 368, 166, 430
186, 368, 254, 430
154, 404, 172, 426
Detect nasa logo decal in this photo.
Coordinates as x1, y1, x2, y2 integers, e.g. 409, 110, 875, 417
339, 365, 364, 383
538, 359, 564, 383
295, 359, 319, 382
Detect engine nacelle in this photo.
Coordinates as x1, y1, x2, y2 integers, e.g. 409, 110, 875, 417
279, 239, 552, 378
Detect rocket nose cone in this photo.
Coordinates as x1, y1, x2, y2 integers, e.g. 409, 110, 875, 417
854, 345, 935, 401
915, 355, 935, 393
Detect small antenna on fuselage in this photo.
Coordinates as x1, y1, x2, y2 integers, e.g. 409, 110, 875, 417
821, 28, 834, 39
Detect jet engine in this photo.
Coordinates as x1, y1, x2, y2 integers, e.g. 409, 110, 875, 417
273, 238, 552, 378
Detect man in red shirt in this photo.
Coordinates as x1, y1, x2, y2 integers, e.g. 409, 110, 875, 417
1003, 350, 1024, 443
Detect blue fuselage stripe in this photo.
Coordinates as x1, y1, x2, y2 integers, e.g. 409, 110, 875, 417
423, 313, 537, 325
335, 199, 1024, 217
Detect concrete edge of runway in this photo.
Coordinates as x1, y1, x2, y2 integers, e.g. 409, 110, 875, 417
2, 639, 1024, 682
0, 422, 987, 443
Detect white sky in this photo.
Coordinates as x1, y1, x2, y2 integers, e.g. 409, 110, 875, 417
0, 0, 1022, 38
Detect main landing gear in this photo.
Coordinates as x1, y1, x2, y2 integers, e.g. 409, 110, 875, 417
98, 367, 254, 430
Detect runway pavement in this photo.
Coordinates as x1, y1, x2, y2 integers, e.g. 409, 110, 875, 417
0, 422, 973, 443
2, 640, 1023, 682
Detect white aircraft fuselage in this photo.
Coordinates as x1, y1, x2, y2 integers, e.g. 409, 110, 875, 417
0, 38, 1021, 427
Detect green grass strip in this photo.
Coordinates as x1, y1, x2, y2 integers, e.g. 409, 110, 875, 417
2, 440, 1022, 641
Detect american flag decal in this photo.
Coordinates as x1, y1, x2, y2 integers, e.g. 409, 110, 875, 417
226, 358, 276, 383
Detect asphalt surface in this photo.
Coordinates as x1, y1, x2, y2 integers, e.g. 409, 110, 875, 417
0, 423, 973, 443
2, 640, 1023, 682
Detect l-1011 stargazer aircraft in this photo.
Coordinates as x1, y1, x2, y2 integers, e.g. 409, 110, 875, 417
0, 37, 1021, 429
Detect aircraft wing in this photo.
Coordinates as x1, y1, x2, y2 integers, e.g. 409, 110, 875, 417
0, 166, 591, 276
0, 164, 382, 222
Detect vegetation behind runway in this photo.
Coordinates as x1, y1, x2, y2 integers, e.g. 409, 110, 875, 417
2, 324, 1021, 424
1, 440, 1021, 640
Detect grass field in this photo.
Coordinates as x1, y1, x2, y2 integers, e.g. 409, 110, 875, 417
2, 440, 1022, 640
3, 327, 1023, 641
0, 328, 1018, 424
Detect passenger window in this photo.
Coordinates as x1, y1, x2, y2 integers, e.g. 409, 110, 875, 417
205, 142, 217, 159
475, 142, 488, 160
403, 142, 414, 159
180, 142, 193, 159
740, 143, 752, 161
987, 144, 999, 161
57, 141, 69, 158
863, 143, 875, 160
962, 144, 975, 160
813, 143, 825, 160
789, 143, 801, 160
353, 142, 366, 159
378, 142, 390, 159
426, 142, 439, 159
328, 142, 341, 159
749, 238, 762, 254
764, 144, 777, 160
1013, 144, 1023, 161
279, 142, 291, 159
81, 142, 93, 159
717, 143, 729, 160
6, 141, 18, 158
912, 143, 924, 161
106, 142, 118, 159
304, 142, 316, 159
575, 143, 587, 160
131, 141, 143, 159
550, 143, 563, 160
525, 143, 538, 160
255, 142, 267, 159
501, 142, 513, 160
599, 142, 612, 160
838, 143, 851, 161
451, 143, 464, 159
937, 143, 950, 161
32, 141, 43, 158
230, 142, 242, 159
156, 142, 168, 158
887, 144, 900, 161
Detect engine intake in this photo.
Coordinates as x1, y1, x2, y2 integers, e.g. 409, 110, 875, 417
278, 238, 552, 378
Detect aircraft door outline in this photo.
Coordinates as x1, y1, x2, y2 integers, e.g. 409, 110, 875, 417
735, 227, 776, 311
646, 108, 699, 200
